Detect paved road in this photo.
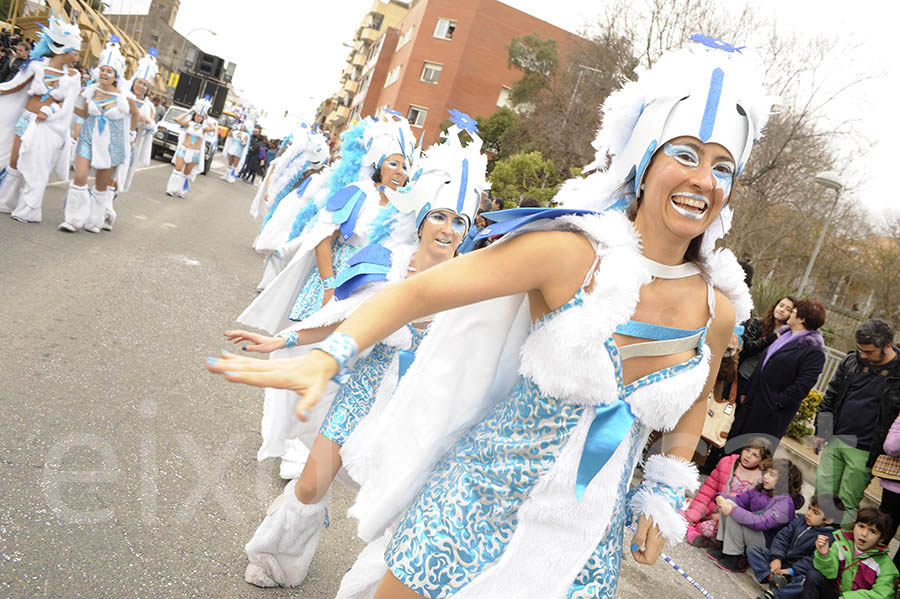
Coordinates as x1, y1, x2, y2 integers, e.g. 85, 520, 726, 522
0, 158, 761, 598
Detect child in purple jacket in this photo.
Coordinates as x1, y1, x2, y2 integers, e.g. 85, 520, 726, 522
707, 458, 804, 573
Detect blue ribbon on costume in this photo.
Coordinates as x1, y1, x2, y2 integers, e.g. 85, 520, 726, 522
456, 158, 469, 214
326, 185, 367, 241
398, 349, 416, 379
96, 115, 108, 135
575, 399, 636, 501
333, 244, 393, 300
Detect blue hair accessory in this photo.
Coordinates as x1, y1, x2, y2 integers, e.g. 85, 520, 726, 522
689, 34, 744, 54
148, 47, 159, 57
109, 35, 120, 44
384, 108, 403, 118
447, 109, 479, 134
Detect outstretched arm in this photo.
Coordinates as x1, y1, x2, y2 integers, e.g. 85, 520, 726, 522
207, 230, 595, 405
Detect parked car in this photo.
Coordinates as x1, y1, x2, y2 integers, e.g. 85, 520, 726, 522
151, 106, 215, 175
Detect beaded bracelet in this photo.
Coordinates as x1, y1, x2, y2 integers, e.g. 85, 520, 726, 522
279, 331, 300, 349
311, 332, 358, 381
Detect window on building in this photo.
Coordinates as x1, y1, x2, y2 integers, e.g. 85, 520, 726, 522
434, 18, 456, 40
407, 105, 428, 128
497, 86, 511, 107
371, 12, 384, 31
384, 65, 402, 88
396, 25, 415, 51
420, 61, 442, 84
151, 33, 160, 43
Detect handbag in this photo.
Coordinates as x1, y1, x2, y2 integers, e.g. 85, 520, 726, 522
701, 392, 736, 448
872, 454, 900, 481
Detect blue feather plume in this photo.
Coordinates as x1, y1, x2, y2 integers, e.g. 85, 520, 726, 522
287, 120, 369, 242
367, 204, 399, 245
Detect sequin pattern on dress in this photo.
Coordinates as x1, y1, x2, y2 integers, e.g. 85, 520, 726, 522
320, 325, 426, 445
567, 424, 644, 599
385, 374, 585, 598
288, 238, 358, 322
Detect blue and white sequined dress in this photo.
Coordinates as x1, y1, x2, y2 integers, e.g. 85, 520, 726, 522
320, 324, 427, 445
345, 211, 753, 599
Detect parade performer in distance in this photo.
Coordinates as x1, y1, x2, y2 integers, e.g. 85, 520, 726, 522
251, 123, 330, 292
165, 96, 215, 198
224, 114, 418, 484
236, 112, 418, 337
59, 36, 136, 233
221, 119, 250, 183
121, 48, 160, 196
0, 13, 82, 223
219, 121, 488, 588
208, 36, 774, 599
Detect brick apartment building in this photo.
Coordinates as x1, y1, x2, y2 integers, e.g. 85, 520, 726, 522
319, 0, 584, 147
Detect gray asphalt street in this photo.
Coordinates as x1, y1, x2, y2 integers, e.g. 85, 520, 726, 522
0, 157, 761, 598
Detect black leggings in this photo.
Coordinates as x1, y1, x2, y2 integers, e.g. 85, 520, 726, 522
879, 485, 900, 570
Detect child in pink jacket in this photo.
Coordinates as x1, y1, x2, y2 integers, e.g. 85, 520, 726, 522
685, 437, 771, 546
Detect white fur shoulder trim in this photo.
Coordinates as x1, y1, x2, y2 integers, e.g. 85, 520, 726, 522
700, 248, 752, 326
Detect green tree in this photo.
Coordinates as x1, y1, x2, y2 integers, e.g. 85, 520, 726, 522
488, 151, 561, 206
507, 33, 560, 106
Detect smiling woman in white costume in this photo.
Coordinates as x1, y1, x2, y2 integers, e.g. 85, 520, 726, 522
59, 36, 137, 233
209, 37, 774, 599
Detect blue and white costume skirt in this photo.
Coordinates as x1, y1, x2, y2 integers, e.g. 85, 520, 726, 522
384, 374, 646, 599
76, 115, 125, 166
319, 327, 426, 446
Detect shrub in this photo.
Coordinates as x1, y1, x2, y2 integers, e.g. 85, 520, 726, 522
785, 390, 824, 441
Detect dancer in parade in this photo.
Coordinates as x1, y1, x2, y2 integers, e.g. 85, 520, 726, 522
221, 119, 250, 183
165, 96, 215, 198
59, 36, 135, 233
237, 112, 417, 337
225, 123, 487, 588
251, 123, 330, 291
121, 48, 160, 196
209, 37, 773, 599
0, 13, 82, 223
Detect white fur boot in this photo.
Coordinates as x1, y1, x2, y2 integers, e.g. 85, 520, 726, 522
166, 169, 185, 197
0, 167, 24, 214
102, 189, 117, 231
83, 187, 106, 233
58, 184, 91, 232
244, 479, 329, 588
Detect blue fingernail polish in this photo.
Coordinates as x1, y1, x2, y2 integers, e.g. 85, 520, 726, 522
631, 544, 640, 553
241, 346, 247, 351
301, 409, 310, 417
225, 371, 235, 376
207, 357, 216, 365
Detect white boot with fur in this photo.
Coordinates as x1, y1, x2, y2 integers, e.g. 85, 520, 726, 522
244, 479, 329, 588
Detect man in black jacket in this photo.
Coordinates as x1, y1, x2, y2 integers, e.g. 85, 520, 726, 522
814, 319, 900, 528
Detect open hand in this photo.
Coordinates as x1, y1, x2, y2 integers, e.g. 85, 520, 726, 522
630, 515, 664, 565
205, 350, 337, 421
224, 329, 285, 353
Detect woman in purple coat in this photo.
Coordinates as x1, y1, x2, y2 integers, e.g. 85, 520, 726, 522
727, 300, 826, 450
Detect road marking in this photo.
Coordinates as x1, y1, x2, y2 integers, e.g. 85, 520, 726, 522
134, 215, 148, 220
172, 255, 201, 266
160, 222, 178, 229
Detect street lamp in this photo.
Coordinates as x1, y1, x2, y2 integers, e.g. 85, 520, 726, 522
797, 171, 844, 296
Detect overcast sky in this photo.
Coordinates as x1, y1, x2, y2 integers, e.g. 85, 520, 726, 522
106, 0, 900, 220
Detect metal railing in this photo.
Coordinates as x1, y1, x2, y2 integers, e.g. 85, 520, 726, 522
813, 345, 848, 394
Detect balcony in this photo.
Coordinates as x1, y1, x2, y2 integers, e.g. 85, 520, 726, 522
351, 53, 366, 67
359, 26, 379, 42
343, 79, 359, 94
